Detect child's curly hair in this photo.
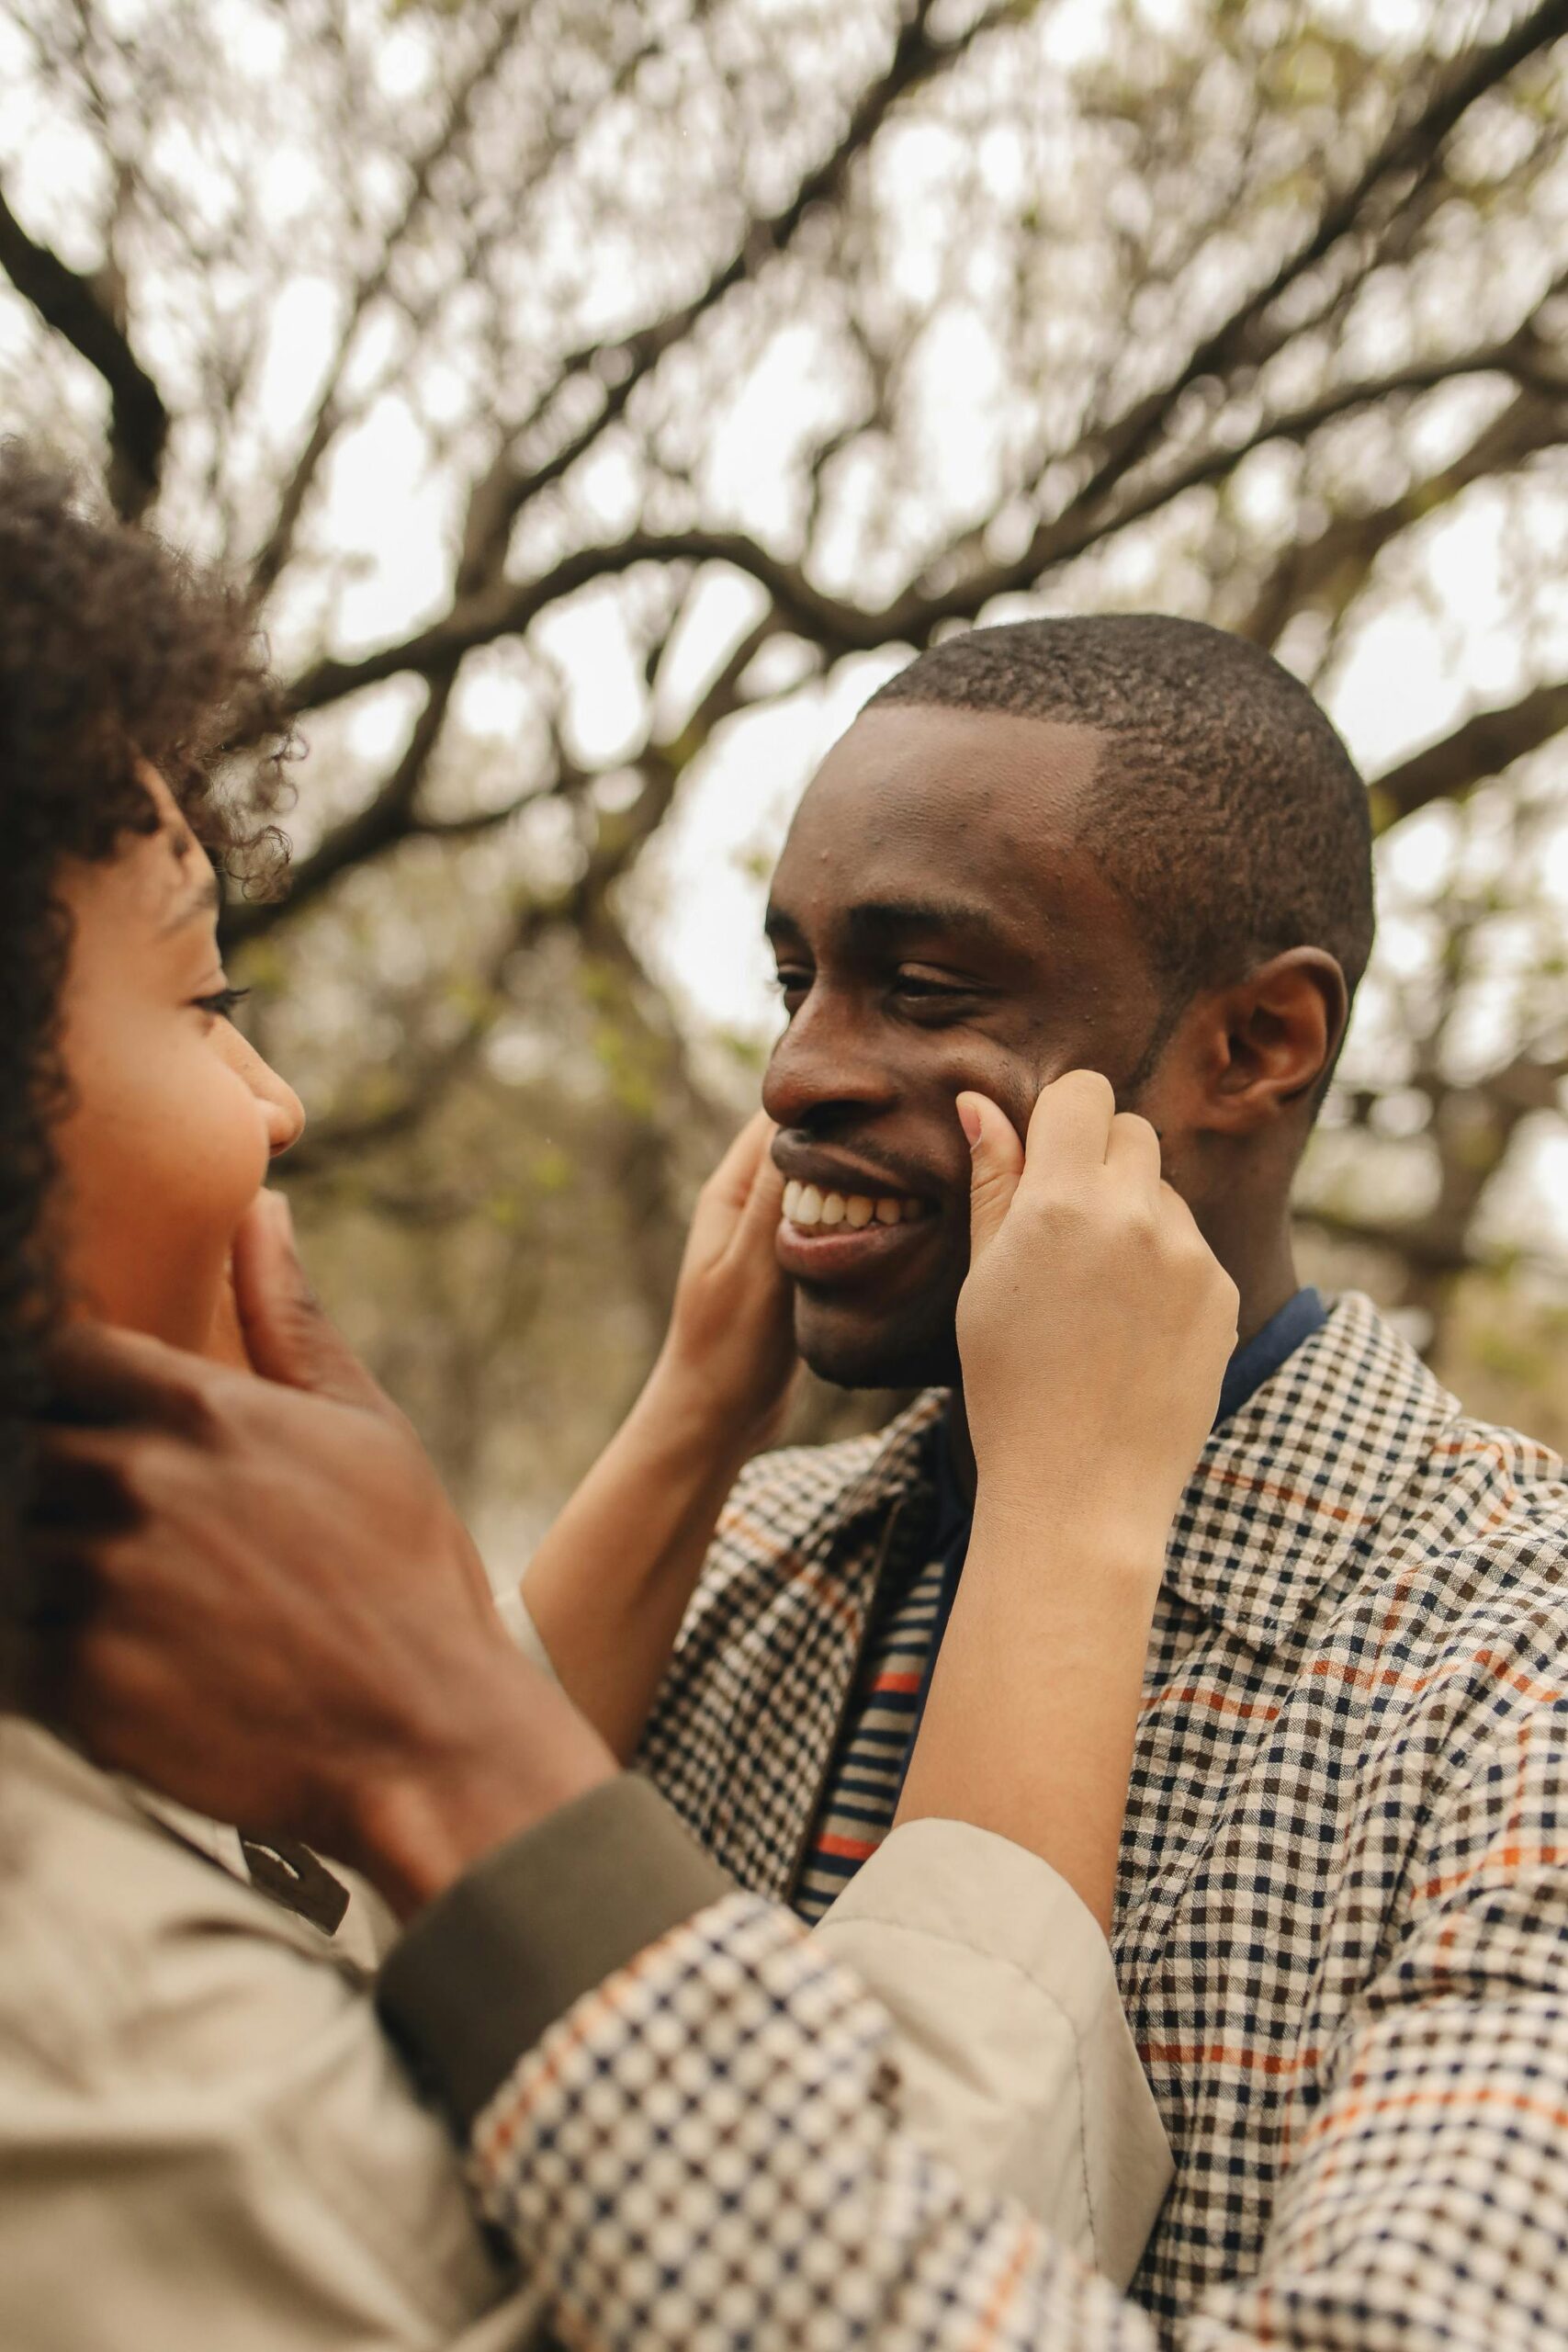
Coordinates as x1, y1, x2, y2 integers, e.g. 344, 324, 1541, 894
0, 442, 291, 1597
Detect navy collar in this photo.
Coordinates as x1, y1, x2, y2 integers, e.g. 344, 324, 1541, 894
929, 1284, 1328, 1530
1214, 1286, 1325, 1429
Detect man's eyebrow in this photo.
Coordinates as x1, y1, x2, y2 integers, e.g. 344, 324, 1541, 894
158, 859, 222, 937
845, 896, 1010, 948
765, 897, 1010, 944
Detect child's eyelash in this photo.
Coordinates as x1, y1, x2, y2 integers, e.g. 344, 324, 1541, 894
196, 986, 251, 1022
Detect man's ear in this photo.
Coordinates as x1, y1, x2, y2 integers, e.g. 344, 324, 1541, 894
1200, 948, 1348, 1133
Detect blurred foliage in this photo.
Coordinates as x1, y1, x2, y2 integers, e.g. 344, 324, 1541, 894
6, 0, 1568, 1525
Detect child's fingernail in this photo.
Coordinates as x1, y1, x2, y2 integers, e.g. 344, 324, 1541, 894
957, 1097, 982, 1147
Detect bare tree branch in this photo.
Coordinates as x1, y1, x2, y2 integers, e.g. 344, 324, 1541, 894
1236, 380, 1564, 646
285, 526, 863, 713
461, 0, 1021, 576
281, 104, 1568, 729
1044, 0, 1568, 532
0, 179, 167, 515
248, 0, 540, 597
1374, 677, 1568, 826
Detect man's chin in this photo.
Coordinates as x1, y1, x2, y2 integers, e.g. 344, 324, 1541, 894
795, 1298, 960, 1395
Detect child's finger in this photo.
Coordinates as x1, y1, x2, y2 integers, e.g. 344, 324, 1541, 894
960, 1091, 1025, 1258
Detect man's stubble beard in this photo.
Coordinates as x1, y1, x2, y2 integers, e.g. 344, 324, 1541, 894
793, 1283, 965, 1395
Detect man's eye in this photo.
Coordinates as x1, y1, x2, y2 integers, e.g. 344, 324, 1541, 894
893, 972, 970, 1004
194, 986, 252, 1023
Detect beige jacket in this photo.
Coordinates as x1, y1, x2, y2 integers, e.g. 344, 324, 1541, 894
0, 1696, 1167, 2348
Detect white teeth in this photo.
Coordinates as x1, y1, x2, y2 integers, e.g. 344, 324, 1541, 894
780, 1185, 925, 1231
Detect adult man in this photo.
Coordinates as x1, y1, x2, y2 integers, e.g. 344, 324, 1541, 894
592, 616, 1568, 2342
33, 615, 1568, 2348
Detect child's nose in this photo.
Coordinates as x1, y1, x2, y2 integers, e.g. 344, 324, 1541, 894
260, 1068, 307, 1158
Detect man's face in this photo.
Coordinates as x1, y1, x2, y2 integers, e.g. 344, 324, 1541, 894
762, 704, 1167, 1388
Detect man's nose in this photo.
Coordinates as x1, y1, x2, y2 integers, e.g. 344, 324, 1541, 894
762, 987, 897, 1129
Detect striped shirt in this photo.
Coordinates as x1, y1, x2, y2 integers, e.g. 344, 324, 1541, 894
794, 1549, 948, 1919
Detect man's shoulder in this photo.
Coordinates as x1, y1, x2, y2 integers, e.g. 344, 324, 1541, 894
717, 1390, 948, 1566
1283, 1305, 1568, 1736
1382, 1404, 1568, 1679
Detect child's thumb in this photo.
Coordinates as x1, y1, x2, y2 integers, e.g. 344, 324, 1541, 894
958, 1092, 1024, 1259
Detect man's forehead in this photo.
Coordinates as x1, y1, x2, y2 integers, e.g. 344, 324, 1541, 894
770, 704, 1108, 930
809, 700, 1100, 795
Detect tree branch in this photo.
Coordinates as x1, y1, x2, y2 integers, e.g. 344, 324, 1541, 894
1045, 0, 1568, 534
249, 0, 540, 597
874, 0, 1568, 640
475, 0, 1018, 547
1374, 677, 1568, 826
1235, 379, 1564, 647
0, 180, 167, 516
285, 528, 868, 714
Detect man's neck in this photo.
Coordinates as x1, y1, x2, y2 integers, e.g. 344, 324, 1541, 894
941, 1228, 1303, 1509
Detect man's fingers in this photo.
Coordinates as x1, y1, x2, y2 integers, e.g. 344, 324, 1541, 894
960, 1091, 1025, 1257
231, 1192, 393, 1417
2, 1529, 96, 1636
25, 1430, 143, 1535
41, 1322, 224, 1436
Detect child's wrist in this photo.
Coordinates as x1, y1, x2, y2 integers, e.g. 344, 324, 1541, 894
631, 1354, 756, 1474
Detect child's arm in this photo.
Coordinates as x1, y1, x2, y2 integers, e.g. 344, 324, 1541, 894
896, 1077, 1238, 1934
520, 1113, 795, 1759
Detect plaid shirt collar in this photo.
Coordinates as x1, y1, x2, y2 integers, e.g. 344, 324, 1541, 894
821, 1291, 1456, 1657
1165, 1290, 1454, 1650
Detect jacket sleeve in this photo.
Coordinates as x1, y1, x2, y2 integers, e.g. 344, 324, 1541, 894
487, 1591, 1171, 2278
811, 1816, 1169, 2288
382, 1705, 1568, 2352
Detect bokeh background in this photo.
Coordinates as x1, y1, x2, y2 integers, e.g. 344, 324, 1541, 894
7, 0, 1568, 1560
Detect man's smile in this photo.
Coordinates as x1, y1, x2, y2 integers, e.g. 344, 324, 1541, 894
771, 1146, 946, 1286
774, 1199, 942, 1284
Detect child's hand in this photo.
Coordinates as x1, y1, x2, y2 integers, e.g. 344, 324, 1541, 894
648, 1111, 797, 1455
955, 1072, 1238, 1563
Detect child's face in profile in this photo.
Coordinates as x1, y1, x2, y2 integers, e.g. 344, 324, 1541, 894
49, 767, 304, 1357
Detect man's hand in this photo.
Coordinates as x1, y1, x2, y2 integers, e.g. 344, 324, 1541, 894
956, 1072, 1239, 1556
21, 1195, 614, 1917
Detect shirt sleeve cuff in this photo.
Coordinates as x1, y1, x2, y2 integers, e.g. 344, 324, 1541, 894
376, 1774, 733, 2129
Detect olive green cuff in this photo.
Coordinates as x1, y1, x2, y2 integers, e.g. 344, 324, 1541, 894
377, 1774, 733, 2131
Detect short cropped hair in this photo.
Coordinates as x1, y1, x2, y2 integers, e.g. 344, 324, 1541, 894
870, 616, 1375, 1050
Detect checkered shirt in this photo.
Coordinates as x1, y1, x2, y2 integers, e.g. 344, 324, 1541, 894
467, 1292, 1568, 2348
